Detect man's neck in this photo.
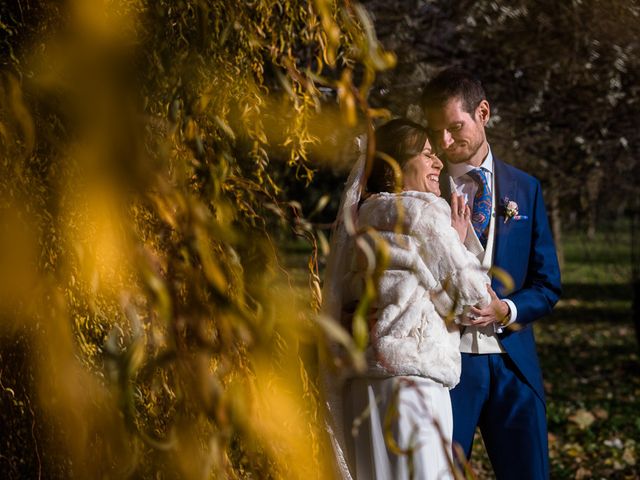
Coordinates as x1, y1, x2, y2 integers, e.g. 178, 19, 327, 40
466, 142, 490, 168
448, 143, 492, 179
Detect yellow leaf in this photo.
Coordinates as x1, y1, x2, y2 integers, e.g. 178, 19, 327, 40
593, 407, 609, 420
213, 115, 236, 142
489, 265, 515, 294
342, 91, 357, 127
317, 229, 329, 257
367, 108, 392, 119
622, 447, 636, 466
568, 409, 595, 429
184, 118, 197, 141
7, 75, 34, 153
563, 442, 584, 457
126, 336, 145, 378
575, 467, 591, 480
309, 194, 330, 217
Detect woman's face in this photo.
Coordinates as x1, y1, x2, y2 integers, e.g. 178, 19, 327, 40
401, 139, 444, 195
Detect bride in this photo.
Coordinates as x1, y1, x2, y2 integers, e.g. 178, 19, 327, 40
323, 118, 491, 479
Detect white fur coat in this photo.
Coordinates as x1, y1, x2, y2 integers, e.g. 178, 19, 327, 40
345, 191, 491, 388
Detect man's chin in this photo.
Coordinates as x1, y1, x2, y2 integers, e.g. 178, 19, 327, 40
443, 153, 470, 164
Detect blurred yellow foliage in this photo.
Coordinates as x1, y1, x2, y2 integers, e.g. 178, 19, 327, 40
0, 0, 396, 478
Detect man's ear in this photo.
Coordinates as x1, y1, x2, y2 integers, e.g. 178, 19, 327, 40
476, 100, 490, 126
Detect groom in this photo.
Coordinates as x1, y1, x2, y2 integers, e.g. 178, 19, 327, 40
420, 68, 561, 479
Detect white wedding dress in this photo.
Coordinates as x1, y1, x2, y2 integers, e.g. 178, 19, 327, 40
321, 154, 490, 480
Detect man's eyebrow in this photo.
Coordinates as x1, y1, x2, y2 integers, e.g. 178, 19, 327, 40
427, 120, 463, 132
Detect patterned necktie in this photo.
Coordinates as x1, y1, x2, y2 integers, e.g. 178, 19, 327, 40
467, 168, 492, 247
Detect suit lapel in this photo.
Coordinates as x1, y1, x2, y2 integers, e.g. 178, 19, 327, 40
493, 158, 517, 269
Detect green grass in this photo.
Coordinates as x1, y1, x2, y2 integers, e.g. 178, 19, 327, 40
562, 228, 632, 284
470, 226, 638, 479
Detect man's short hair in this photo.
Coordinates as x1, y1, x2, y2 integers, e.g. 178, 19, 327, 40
421, 67, 486, 117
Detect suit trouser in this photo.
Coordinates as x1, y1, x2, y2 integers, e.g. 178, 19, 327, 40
450, 353, 549, 480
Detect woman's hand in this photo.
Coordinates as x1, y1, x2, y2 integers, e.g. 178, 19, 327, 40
451, 193, 471, 242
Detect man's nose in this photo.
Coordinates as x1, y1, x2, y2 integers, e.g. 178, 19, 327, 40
440, 130, 455, 149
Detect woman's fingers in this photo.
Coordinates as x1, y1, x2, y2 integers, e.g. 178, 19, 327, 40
451, 193, 467, 217
451, 193, 459, 217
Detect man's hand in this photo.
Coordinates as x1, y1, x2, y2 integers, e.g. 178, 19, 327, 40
465, 285, 510, 327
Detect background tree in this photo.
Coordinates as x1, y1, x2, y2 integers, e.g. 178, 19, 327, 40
359, 0, 639, 251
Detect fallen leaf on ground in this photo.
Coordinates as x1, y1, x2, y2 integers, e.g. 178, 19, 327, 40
592, 407, 609, 420
622, 447, 636, 466
569, 409, 596, 429
564, 442, 584, 457
604, 438, 624, 449
575, 467, 591, 479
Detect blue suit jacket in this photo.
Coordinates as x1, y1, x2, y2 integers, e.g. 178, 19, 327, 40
444, 157, 562, 403
492, 157, 561, 403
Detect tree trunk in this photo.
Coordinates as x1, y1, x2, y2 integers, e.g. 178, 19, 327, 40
549, 177, 564, 270
585, 164, 603, 239
631, 202, 640, 351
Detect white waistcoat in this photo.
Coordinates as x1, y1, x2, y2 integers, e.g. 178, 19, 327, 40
452, 177, 506, 354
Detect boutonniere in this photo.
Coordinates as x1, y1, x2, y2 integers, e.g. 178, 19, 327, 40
501, 197, 527, 223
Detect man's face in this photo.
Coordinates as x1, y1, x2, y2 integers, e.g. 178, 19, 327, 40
425, 97, 489, 166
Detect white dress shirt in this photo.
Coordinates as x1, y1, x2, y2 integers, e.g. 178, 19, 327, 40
448, 148, 518, 354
